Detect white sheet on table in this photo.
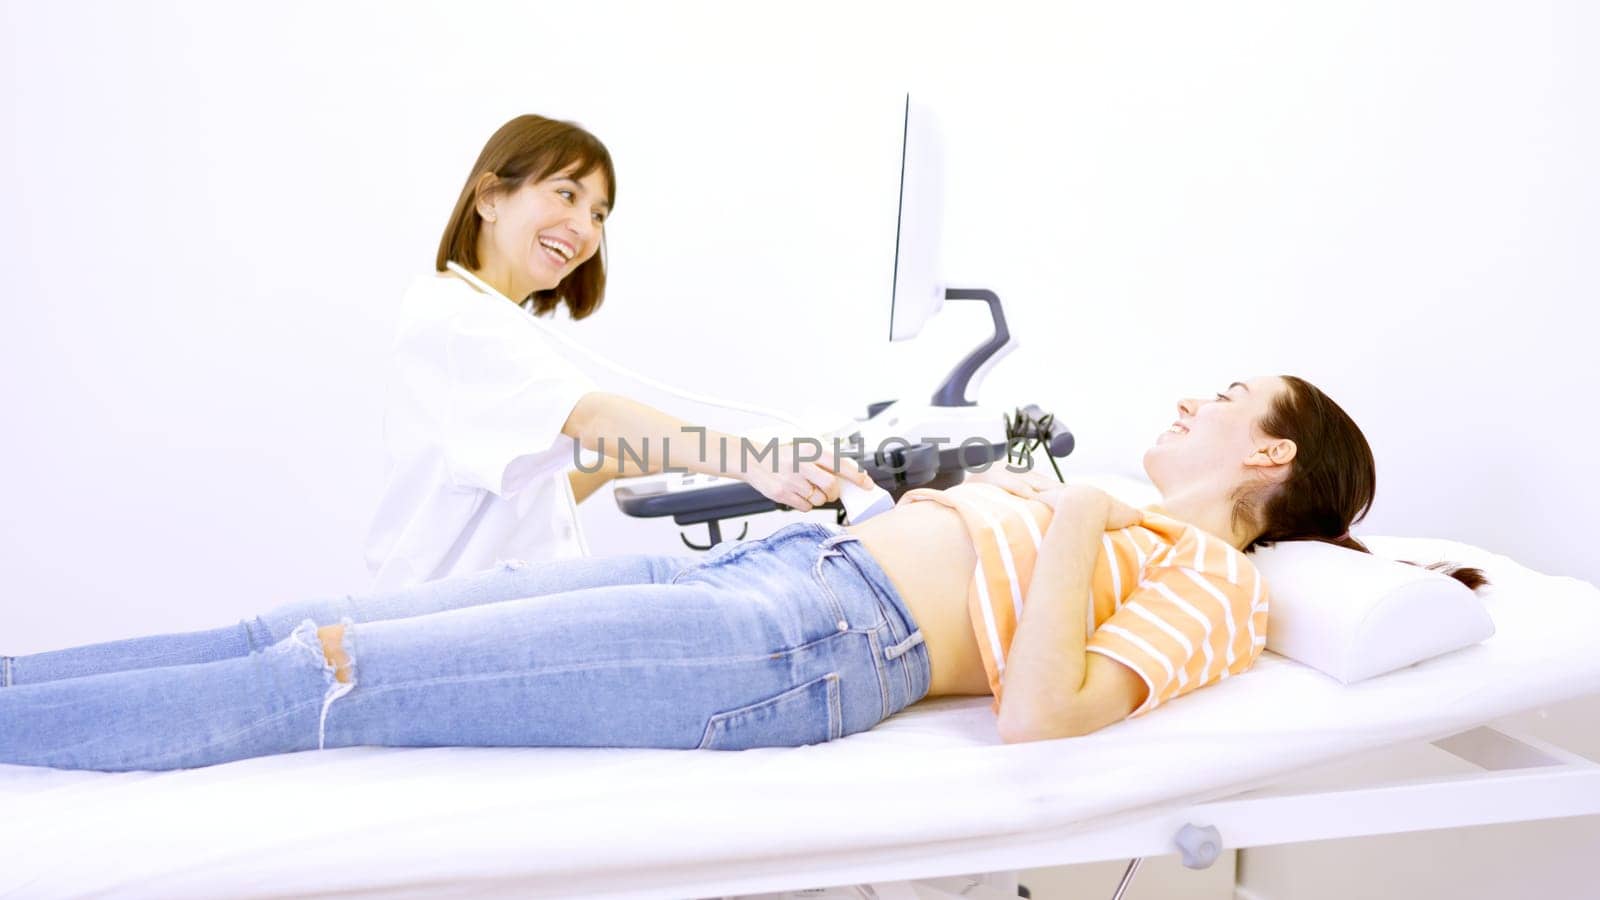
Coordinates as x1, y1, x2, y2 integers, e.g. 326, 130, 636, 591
1, 537, 1596, 899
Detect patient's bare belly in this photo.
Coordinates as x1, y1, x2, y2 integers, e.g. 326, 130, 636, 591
844, 502, 993, 698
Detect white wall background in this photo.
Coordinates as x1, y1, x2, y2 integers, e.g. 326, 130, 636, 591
2, 0, 1594, 645
3, 3, 1597, 897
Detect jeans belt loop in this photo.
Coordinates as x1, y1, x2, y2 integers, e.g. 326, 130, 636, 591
819, 532, 859, 551
883, 630, 926, 661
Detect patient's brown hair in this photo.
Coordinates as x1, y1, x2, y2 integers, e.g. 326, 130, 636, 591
436, 114, 615, 320
1240, 376, 1488, 591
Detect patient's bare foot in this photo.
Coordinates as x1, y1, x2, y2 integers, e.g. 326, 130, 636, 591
316, 624, 352, 684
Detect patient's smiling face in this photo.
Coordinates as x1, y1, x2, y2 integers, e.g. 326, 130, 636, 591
1143, 375, 1296, 494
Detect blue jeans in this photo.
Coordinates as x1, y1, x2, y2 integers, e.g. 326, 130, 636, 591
0, 523, 931, 771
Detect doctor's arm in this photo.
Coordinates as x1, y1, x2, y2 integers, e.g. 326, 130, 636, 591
561, 392, 871, 512
567, 447, 658, 504
994, 485, 1149, 743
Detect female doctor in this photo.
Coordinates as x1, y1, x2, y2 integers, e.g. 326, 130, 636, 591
364, 115, 868, 589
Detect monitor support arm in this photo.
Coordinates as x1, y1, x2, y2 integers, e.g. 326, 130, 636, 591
931, 287, 1013, 408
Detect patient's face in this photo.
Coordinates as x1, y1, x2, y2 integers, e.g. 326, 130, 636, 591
1142, 375, 1288, 491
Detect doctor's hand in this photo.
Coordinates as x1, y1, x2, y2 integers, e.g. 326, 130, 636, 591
745, 442, 875, 512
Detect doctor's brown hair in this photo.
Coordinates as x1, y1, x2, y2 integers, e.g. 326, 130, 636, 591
436, 114, 616, 319
1240, 376, 1488, 590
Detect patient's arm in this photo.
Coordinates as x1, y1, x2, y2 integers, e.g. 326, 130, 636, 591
995, 486, 1147, 742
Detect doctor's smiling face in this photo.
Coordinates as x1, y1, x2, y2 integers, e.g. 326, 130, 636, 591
475, 165, 611, 302
437, 114, 617, 319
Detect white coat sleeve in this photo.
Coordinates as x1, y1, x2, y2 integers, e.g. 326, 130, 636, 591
441, 312, 597, 497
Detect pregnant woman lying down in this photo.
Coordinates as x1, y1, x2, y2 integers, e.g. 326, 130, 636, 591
0, 375, 1482, 771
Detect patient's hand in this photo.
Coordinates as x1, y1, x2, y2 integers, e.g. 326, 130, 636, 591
966, 466, 1061, 501
1043, 484, 1143, 531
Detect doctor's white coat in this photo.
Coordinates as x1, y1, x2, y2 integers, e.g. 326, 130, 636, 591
364, 272, 596, 590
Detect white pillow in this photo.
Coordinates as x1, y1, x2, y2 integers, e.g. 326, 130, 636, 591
1247, 539, 1495, 683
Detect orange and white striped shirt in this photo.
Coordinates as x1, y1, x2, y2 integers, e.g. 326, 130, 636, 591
898, 482, 1269, 717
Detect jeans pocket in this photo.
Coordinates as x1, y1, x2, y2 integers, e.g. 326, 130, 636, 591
696, 672, 842, 750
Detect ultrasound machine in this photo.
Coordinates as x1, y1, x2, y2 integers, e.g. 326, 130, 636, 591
612, 95, 1074, 549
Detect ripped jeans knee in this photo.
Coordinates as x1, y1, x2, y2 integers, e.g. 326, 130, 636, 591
287, 617, 356, 751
